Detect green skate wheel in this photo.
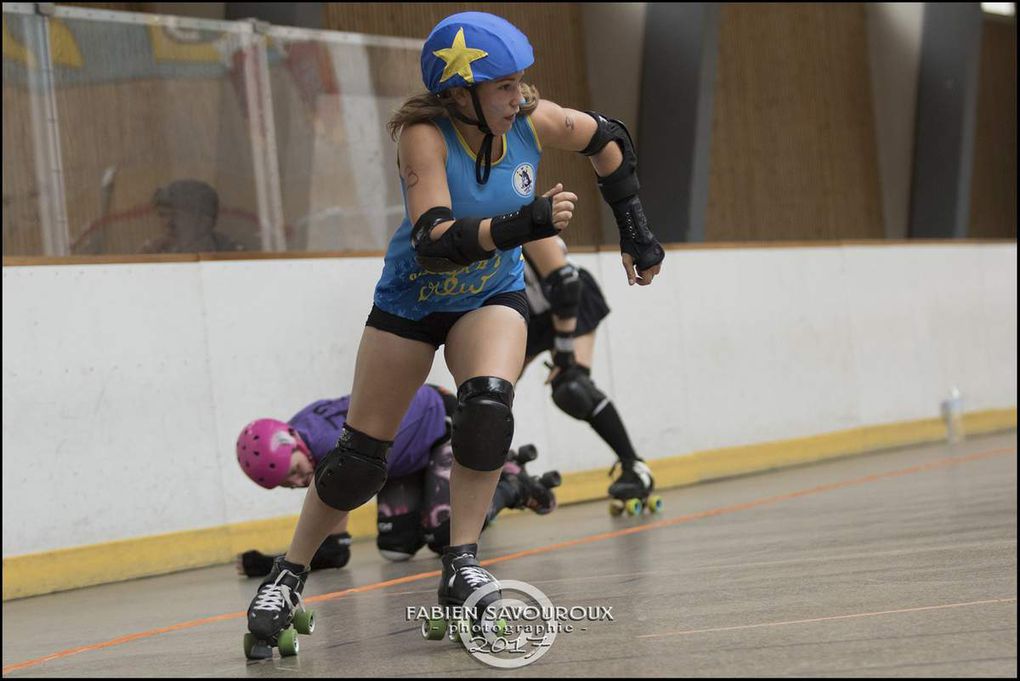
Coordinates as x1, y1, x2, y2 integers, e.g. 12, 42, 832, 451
278, 627, 299, 657
648, 495, 664, 513
243, 632, 255, 659
293, 608, 315, 635
609, 499, 625, 516
451, 619, 473, 647
243, 633, 273, 660
625, 498, 643, 516
421, 617, 446, 640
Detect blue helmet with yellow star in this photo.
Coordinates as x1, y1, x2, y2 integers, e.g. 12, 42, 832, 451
421, 12, 534, 94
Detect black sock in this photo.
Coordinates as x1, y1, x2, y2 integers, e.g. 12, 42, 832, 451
588, 401, 638, 465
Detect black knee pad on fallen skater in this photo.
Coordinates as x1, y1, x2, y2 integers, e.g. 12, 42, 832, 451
452, 377, 515, 472
314, 425, 390, 511
377, 512, 426, 561
424, 518, 450, 556
551, 366, 607, 420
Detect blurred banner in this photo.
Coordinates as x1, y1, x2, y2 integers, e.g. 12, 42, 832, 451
1, 4, 422, 256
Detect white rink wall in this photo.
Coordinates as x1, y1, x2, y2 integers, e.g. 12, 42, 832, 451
2, 244, 1016, 557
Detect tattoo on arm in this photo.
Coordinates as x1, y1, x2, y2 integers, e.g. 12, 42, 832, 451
565, 115, 574, 132
404, 167, 420, 189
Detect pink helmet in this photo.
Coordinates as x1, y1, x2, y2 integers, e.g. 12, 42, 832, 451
236, 419, 312, 489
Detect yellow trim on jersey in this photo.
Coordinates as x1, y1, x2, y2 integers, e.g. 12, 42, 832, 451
451, 124, 508, 166
525, 116, 542, 152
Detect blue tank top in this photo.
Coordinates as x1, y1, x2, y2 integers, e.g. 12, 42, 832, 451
288, 385, 448, 479
374, 115, 543, 320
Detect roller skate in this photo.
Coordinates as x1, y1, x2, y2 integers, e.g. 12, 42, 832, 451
608, 459, 663, 517
503, 444, 562, 515
420, 543, 507, 647
243, 557, 316, 660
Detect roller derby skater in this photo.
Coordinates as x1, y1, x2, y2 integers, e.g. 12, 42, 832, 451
242, 4, 662, 658
235, 386, 562, 579
521, 236, 664, 517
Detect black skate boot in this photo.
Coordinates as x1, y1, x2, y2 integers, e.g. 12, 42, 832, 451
503, 445, 561, 515
421, 543, 506, 644
244, 557, 315, 660
608, 459, 663, 517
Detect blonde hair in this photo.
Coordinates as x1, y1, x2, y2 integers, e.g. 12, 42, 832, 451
387, 82, 541, 141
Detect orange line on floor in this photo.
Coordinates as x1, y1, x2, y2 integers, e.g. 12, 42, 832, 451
636, 597, 1018, 638
3, 445, 1013, 675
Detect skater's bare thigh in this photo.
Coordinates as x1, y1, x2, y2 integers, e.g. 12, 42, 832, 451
347, 326, 436, 439
573, 330, 596, 368
445, 305, 527, 384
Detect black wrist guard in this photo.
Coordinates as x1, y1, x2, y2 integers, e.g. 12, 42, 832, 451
612, 196, 665, 271
411, 206, 494, 273
310, 532, 352, 570
490, 196, 558, 250
582, 113, 665, 271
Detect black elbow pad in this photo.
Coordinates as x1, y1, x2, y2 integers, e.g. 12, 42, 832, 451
411, 206, 493, 272
581, 112, 640, 205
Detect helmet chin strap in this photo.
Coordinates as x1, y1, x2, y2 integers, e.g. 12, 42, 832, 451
447, 86, 495, 184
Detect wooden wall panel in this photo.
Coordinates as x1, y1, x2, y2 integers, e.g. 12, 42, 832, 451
2, 84, 44, 256
324, 3, 601, 247
969, 18, 1016, 239
706, 4, 884, 241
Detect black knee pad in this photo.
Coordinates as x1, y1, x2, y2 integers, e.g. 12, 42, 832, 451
377, 512, 425, 562
424, 518, 450, 556
551, 366, 607, 420
452, 377, 514, 472
314, 425, 390, 511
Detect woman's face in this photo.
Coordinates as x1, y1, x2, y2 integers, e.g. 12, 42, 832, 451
453, 71, 525, 135
279, 449, 316, 489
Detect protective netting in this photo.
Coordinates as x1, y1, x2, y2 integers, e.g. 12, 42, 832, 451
2, 6, 423, 256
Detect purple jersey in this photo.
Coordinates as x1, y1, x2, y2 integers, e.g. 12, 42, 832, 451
288, 385, 448, 479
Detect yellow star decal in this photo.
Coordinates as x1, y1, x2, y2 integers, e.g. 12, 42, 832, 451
433, 27, 488, 85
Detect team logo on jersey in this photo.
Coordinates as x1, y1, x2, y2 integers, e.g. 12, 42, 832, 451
512, 163, 535, 198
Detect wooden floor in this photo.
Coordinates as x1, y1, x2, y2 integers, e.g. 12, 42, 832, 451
3, 432, 1016, 678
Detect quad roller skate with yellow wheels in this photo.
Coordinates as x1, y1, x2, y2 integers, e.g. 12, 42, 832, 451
608, 459, 663, 517
244, 557, 316, 660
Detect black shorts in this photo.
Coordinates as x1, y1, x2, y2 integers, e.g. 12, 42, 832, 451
366, 290, 530, 349
526, 268, 610, 358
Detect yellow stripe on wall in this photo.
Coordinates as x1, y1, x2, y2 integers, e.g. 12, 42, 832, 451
3, 408, 1014, 601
